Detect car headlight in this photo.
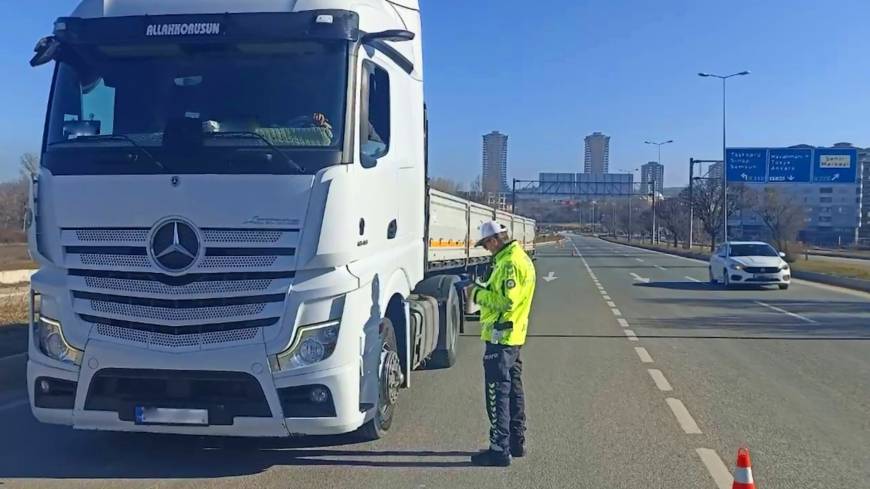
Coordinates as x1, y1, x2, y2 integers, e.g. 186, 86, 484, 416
729, 262, 744, 271
270, 321, 340, 372
35, 316, 82, 366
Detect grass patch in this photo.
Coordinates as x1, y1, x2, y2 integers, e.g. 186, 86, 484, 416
791, 259, 870, 281
0, 293, 28, 326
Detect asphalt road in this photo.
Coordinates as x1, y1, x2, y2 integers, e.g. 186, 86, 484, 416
1, 235, 867, 488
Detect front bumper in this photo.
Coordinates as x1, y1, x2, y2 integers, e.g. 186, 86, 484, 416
27, 339, 366, 437
729, 269, 791, 284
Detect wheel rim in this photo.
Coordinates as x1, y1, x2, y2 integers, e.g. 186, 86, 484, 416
378, 346, 401, 420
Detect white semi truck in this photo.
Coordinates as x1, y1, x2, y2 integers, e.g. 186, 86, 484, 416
26, 0, 535, 439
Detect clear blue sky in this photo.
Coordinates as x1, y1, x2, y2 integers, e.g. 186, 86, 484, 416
2, 0, 868, 186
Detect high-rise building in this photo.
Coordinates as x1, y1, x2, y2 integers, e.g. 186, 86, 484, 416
641, 161, 664, 194
584, 132, 610, 174
482, 131, 508, 194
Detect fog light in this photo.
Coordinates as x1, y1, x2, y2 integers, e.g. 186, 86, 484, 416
39, 379, 51, 394
299, 339, 326, 364
310, 386, 329, 404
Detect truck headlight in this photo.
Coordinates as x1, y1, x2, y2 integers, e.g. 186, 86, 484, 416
270, 321, 340, 371
35, 316, 82, 366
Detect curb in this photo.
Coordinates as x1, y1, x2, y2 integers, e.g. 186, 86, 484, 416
600, 237, 870, 294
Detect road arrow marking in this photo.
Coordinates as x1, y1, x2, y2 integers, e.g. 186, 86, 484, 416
542, 271, 559, 283
630, 273, 650, 283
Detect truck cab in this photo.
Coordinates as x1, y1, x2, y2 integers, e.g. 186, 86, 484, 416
27, 0, 429, 438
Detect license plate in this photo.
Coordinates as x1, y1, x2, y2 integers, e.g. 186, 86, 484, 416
755, 274, 777, 280
135, 407, 209, 426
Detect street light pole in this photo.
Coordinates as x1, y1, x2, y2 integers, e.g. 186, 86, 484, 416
698, 70, 750, 244
644, 140, 673, 244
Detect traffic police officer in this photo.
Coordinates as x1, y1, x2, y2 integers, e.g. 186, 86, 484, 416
468, 221, 536, 466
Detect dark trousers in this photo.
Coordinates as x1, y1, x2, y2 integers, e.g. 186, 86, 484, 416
483, 343, 526, 453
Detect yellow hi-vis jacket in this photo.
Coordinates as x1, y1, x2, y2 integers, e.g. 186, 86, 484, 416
472, 241, 536, 346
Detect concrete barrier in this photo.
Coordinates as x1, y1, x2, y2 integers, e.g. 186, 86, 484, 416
0, 269, 36, 285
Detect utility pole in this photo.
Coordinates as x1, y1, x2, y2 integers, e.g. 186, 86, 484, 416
511, 178, 517, 214
650, 179, 656, 244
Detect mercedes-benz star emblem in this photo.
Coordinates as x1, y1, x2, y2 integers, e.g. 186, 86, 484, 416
149, 220, 201, 273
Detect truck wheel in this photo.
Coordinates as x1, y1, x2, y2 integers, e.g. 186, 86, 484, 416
357, 318, 400, 441
428, 276, 460, 368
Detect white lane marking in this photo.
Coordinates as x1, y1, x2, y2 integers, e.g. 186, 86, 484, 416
602, 295, 611, 301
647, 369, 673, 391
611, 308, 623, 317
634, 347, 653, 363
605, 238, 870, 299
654, 265, 667, 271
666, 398, 702, 434
617, 318, 630, 328
606, 301, 616, 308
696, 448, 734, 489
0, 399, 28, 413
755, 300, 817, 324
624, 329, 639, 341
685, 276, 702, 283
635, 258, 645, 262
630, 273, 650, 283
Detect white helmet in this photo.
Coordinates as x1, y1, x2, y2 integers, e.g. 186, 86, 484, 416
475, 220, 508, 247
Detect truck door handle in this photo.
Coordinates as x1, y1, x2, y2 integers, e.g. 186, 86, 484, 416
387, 219, 398, 239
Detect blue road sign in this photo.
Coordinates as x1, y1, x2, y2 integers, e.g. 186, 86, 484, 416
726, 148, 766, 183
812, 148, 858, 184
768, 148, 812, 183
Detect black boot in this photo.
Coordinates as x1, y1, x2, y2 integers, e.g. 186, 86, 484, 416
510, 441, 526, 458
470, 449, 511, 467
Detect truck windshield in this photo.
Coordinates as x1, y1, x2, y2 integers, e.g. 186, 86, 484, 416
44, 41, 348, 174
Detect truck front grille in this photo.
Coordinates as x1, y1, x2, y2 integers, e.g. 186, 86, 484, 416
63, 227, 298, 346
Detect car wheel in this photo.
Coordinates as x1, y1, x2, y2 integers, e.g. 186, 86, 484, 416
778, 284, 789, 290
708, 267, 717, 284
723, 269, 730, 289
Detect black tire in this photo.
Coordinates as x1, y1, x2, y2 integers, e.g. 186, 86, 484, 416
723, 269, 731, 289
708, 267, 717, 284
357, 318, 400, 441
778, 284, 789, 290
428, 276, 461, 369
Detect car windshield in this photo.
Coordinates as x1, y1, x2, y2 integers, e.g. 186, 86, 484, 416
730, 244, 779, 257
44, 41, 347, 173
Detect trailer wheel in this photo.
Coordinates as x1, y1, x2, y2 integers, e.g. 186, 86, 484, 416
428, 276, 461, 369
357, 318, 400, 441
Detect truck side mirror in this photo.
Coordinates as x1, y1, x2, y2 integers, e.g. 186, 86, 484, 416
30, 36, 61, 67
361, 30, 415, 44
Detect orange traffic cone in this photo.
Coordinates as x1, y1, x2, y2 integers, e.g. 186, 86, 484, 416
732, 447, 756, 489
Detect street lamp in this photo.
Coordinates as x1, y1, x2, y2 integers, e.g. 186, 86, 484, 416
644, 140, 673, 244
698, 70, 750, 244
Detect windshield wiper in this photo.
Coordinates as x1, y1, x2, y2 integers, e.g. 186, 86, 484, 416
205, 132, 305, 173
55, 134, 168, 172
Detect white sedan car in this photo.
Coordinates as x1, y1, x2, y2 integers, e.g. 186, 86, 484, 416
709, 241, 791, 290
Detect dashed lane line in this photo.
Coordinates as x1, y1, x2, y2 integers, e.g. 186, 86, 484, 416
624, 329, 638, 341
602, 295, 611, 301
617, 318, 630, 328
666, 398, 702, 434
654, 265, 667, 271
635, 258, 645, 262
685, 276, 702, 283
606, 301, 616, 308
696, 449, 734, 489
634, 347, 653, 363
647, 369, 673, 391
755, 300, 817, 324
611, 308, 622, 317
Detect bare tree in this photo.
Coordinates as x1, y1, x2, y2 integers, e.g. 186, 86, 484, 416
750, 187, 805, 256
20, 153, 40, 179
655, 196, 689, 247
688, 179, 737, 252
429, 177, 463, 195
